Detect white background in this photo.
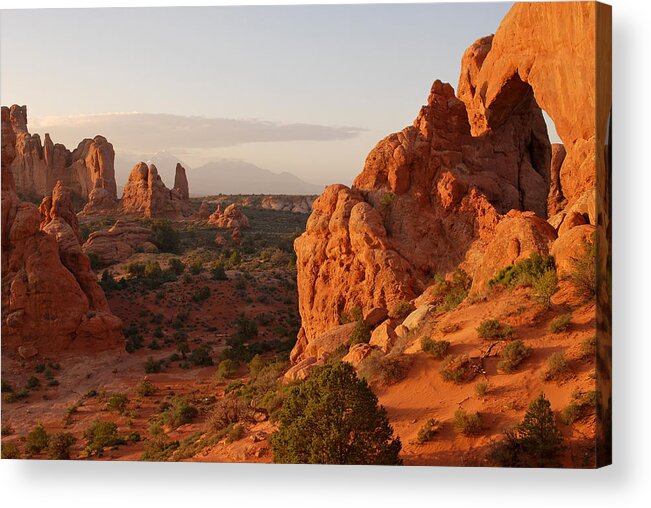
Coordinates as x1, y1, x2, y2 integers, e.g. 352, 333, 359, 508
1, 0, 649, 506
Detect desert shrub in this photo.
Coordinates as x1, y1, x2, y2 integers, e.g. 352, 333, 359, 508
580, 336, 597, 359
531, 268, 558, 308
192, 286, 211, 302
106, 393, 129, 415
416, 418, 441, 444
359, 350, 409, 387
4, 388, 29, 403
141, 427, 179, 461
1, 441, 21, 459
560, 390, 597, 425
35, 363, 46, 373
475, 381, 490, 397
225, 423, 245, 443
453, 408, 483, 436
477, 319, 516, 340
26, 376, 40, 389
421, 337, 450, 359
349, 319, 371, 346
489, 252, 555, 288
543, 352, 570, 381
1, 380, 13, 392
84, 420, 123, 454
162, 398, 198, 428
498, 340, 532, 373
549, 313, 572, 333
144, 356, 165, 374
439, 269, 472, 311
127, 261, 146, 277
439, 354, 477, 384
169, 258, 185, 275
25, 423, 49, 454
137, 380, 156, 397
270, 362, 402, 464
152, 220, 180, 253
144, 260, 162, 278
568, 234, 597, 299
234, 313, 258, 341
208, 396, 251, 432
188, 261, 204, 276
390, 300, 414, 320
188, 347, 214, 367
211, 263, 228, 280
248, 354, 267, 378
490, 393, 563, 467
47, 432, 77, 460
215, 359, 238, 380
380, 191, 395, 206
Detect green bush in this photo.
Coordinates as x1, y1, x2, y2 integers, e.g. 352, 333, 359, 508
560, 390, 597, 425
248, 354, 267, 378
1, 442, 21, 459
106, 393, 129, 415
490, 393, 563, 467
270, 362, 402, 464
169, 258, 185, 275
453, 408, 483, 436
26, 376, 40, 389
475, 381, 490, 397
225, 423, 245, 443
390, 301, 414, 320
489, 252, 555, 288
549, 313, 572, 333
580, 336, 597, 359
349, 319, 371, 346
215, 359, 238, 380
498, 340, 532, 373
3, 388, 29, 403
359, 350, 409, 387
421, 337, 450, 359
127, 261, 146, 277
188, 347, 214, 367
208, 396, 250, 432
152, 220, 180, 253
234, 313, 258, 341
416, 418, 441, 444
380, 192, 395, 207
476, 319, 516, 340
83, 420, 123, 454
25, 423, 49, 454
211, 264, 228, 280
439, 354, 477, 384
439, 269, 472, 312
192, 286, 211, 302
137, 380, 156, 397
144, 356, 165, 374
531, 269, 558, 308
543, 352, 570, 381
189, 262, 203, 275
1, 380, 13, 392
47, 432, 77, 460
162, 398, 198, 428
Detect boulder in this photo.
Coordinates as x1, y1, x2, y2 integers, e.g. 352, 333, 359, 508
369, 320, 397, 353
363, 307, 388, 327
401, 305, 435, 332
342, 343, 375, 368
208, 203, 250, 230
551, 224, 596, 277
82, 220, 155, 266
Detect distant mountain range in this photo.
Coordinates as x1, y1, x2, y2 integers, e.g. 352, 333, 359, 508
115, 151, 323, 197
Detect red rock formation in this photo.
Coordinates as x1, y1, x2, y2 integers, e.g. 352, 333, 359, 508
195, 200, 213, 219
1, 167, 123, 354
173, 163, 190, 201
82, 220, 156, 266
292, 2, 604, 363
207, 203, 250, 230
459, 2, 605, 221
1, 105, 118, 211
120, 162, 191, 218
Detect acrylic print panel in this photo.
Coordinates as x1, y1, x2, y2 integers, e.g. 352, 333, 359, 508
0, 1, 611, 468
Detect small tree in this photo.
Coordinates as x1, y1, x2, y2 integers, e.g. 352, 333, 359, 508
25, 423, 49, 454
48, 432, 77, 460
270, 362, 402, 465
517, 393, 564, 466
531, 269, 558, 308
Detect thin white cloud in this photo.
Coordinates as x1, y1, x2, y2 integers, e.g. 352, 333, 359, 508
29, 112, 365, 153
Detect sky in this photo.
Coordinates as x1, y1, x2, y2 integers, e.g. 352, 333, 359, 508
0, 2, 552, 187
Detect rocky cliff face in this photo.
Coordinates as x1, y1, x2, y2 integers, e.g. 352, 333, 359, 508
120, 162, 191, 218
1, 164, 123, 354
1, 105, 119, 212
292, 2, 602, 363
